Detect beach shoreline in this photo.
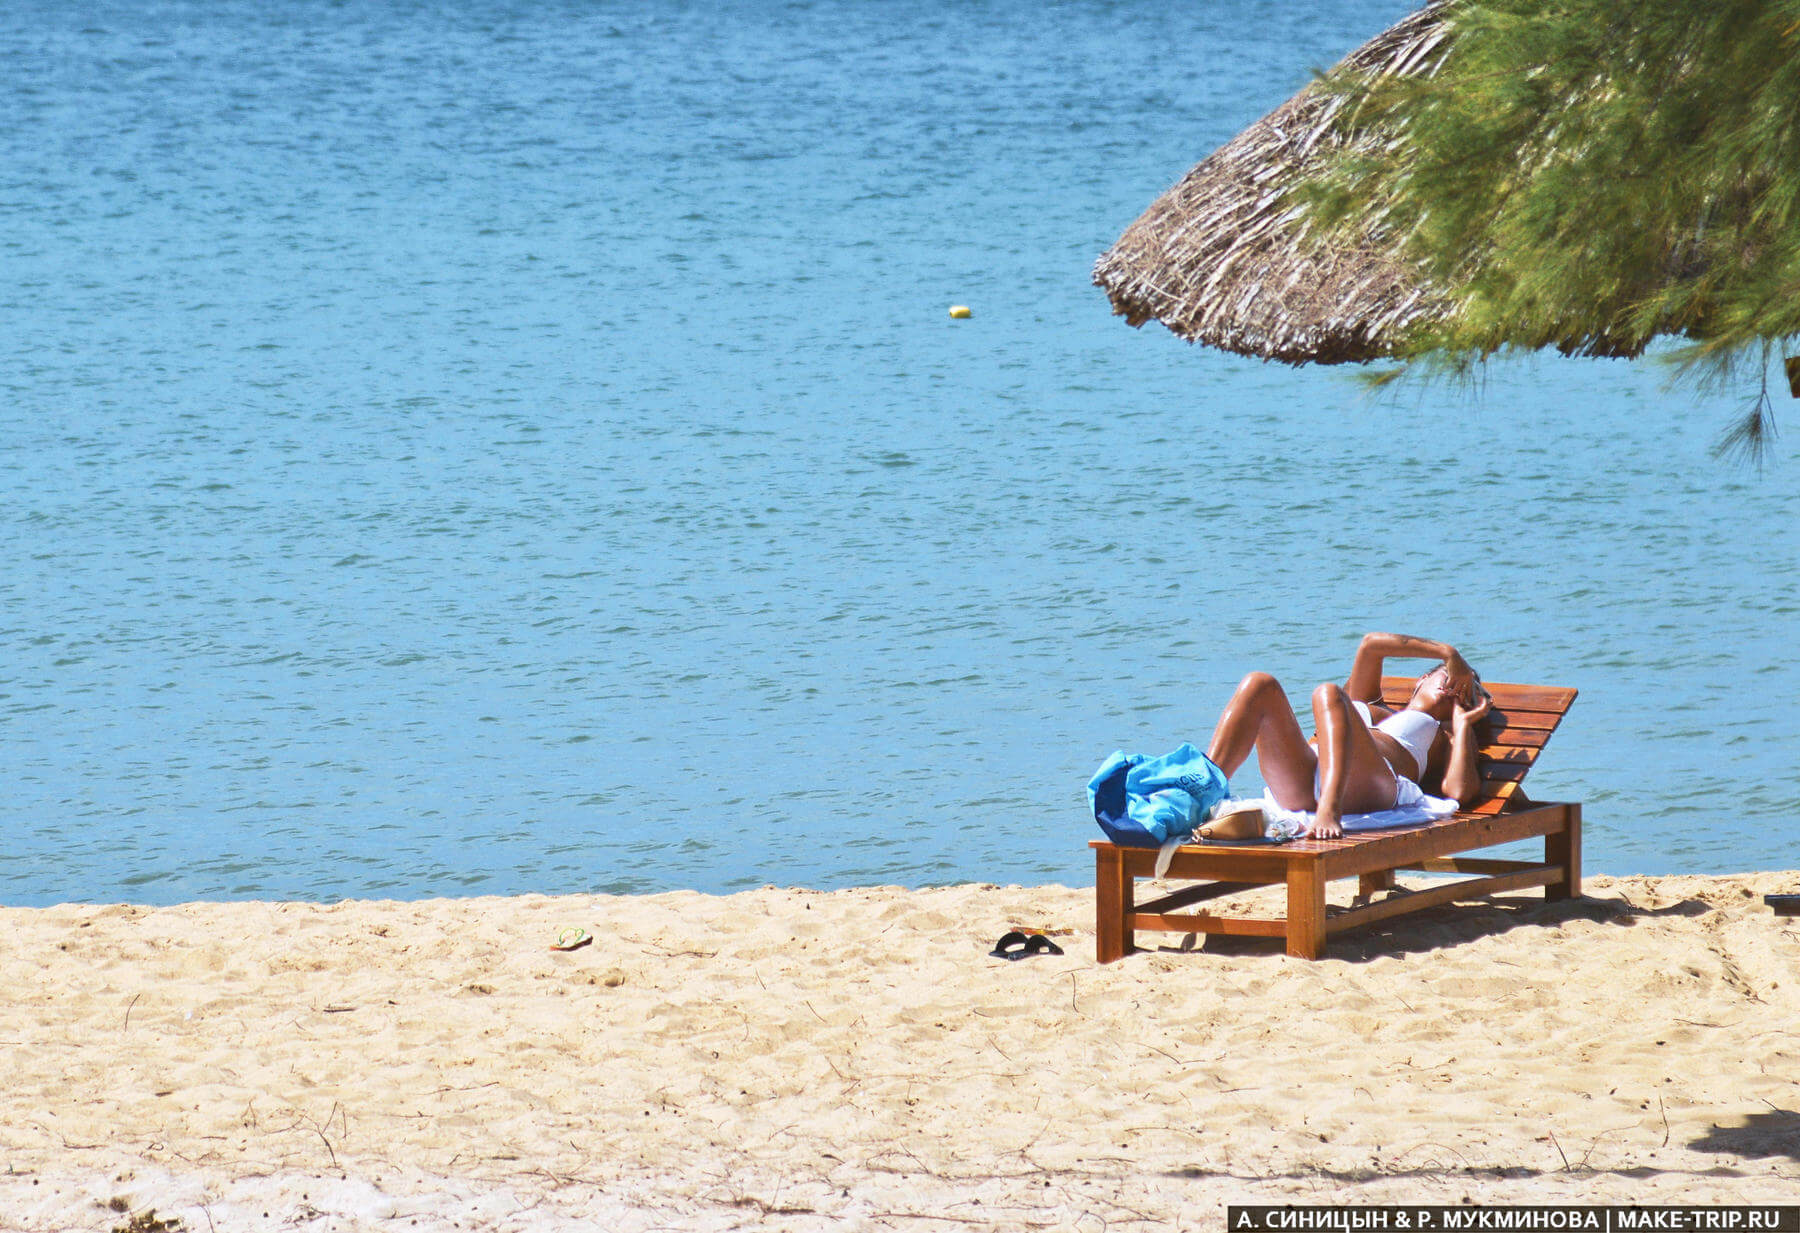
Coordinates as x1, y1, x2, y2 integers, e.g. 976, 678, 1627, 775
4, 873, 1797, 1230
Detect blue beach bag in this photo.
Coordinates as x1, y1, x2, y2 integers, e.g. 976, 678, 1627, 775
1087, 743, 1229, 848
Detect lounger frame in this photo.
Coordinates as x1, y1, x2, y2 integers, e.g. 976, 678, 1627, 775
1091, 678, 1580, 961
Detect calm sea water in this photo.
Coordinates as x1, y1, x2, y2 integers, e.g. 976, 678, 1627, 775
4, 0, 1796, 906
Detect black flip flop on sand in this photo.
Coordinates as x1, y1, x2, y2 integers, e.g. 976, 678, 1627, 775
989, 931, 1064, 959
989, 930, 1029, 959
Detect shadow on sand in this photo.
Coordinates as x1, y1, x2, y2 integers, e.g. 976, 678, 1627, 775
1152, 888, 1713, 962
1689, 1108, 1800, 1162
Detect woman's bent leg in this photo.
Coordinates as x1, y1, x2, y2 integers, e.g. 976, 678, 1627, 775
1206, 672, 1317, 812
1311, 682, 1401, 838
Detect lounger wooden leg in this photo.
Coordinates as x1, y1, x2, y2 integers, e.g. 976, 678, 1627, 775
1286, 866, 1327, 960
1358, 869, 1396, 898
1095, 846, 1134, 963
1545, 803, 1582, 901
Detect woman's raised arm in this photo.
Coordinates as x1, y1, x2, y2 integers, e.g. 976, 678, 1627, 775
1439, 689, 1492, 807
1344, 632, 1470, 702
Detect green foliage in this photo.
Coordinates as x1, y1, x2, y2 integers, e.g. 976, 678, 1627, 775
1303, 0, 1800, 390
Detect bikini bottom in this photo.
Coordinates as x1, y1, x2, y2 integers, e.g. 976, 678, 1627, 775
1313, 762, 1426, 810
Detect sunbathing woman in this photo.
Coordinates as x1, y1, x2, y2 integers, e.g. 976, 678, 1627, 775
1204, 633, 1492, 839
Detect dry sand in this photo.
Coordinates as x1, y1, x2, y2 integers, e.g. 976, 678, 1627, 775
2, 872, 1798, 1231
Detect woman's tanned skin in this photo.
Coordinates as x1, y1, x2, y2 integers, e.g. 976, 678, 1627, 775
1205, 632, 1491, 838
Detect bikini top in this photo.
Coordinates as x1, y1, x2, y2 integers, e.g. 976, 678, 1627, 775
1351, 701, 1440, 778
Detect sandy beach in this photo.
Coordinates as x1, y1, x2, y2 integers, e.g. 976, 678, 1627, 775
3, 872, 1798, 1231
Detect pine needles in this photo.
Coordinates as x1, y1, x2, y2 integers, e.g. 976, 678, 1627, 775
1299, 0, 1800, 456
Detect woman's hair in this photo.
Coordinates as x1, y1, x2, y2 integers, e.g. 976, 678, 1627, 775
1454, 665, 1489, 709
1415, 661, 1487, 708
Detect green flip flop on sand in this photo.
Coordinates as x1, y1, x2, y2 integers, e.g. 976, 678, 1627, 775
551, 927, 592, 952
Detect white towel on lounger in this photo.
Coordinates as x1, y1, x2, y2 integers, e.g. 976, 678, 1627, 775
1261, 779, 1457, 836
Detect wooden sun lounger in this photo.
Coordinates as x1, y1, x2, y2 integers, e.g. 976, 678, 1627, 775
1091, 678, 1580, 961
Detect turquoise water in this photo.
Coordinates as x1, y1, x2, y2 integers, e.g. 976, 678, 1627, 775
4, 0, 1796, 906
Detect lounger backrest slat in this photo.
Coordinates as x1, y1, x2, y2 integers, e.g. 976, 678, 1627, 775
1378, 681, 1576, 713
1378, 676, 1577, 812
1478, 727, 1552, 749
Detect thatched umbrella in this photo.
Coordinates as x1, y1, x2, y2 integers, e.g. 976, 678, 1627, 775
1097, 0, 1800, 448
1093, 4, 1453, 365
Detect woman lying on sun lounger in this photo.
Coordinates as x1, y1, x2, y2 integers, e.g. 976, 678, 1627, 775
1204, 632, 1492, 839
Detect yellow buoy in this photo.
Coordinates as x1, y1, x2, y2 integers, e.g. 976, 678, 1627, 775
948, 304, 972, 319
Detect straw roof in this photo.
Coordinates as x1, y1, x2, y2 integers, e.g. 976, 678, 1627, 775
1093, 4, 1452, 365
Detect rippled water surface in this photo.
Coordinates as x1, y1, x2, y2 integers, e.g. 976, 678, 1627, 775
5, 0, 1797, 905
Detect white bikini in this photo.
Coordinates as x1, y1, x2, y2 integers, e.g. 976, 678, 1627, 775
1356, 703, 1438, 778
1345, 701, 1440, 805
